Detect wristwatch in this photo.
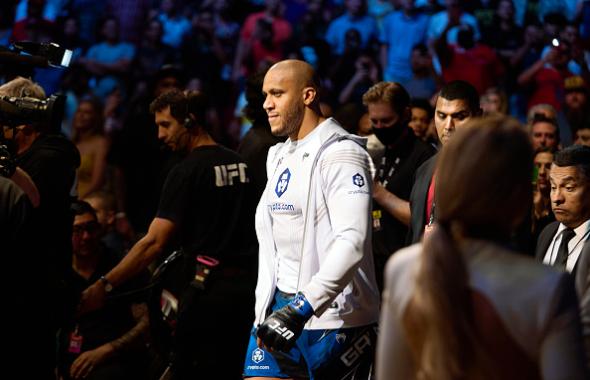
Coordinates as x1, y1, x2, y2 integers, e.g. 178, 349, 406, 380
99, 275, 114, 293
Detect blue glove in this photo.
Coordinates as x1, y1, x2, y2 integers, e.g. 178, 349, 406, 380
256, 292, 314, 352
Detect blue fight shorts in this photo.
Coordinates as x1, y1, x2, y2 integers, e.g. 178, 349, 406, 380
243, 290, 377, 379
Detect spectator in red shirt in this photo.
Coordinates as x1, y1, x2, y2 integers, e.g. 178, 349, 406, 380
249, 18, 284, 73
435, 22, 504, 94
517, 39, 573, 111
232, 0, 292, 82
11, 0, 55, 43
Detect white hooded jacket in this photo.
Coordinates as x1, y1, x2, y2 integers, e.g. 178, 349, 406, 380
253, 118, 380, 330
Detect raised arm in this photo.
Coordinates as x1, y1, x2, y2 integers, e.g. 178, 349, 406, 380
78, 217, 176, 314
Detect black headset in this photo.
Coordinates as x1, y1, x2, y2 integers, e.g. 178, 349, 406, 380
183, 116, 196, 129
182, 92, 197, 129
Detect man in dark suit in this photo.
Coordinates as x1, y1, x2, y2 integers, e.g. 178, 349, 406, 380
535, 145, 590, 275
407, 80, 482, 243
577, 244, 589, 369
535, 145, 590, 367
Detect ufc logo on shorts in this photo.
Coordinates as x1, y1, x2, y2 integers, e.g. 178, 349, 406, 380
340, 331, 371, 367
269, 320, 295, 340
215, 163, 248, 187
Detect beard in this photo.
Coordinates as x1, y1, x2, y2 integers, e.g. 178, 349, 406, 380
274, 101, 305, 138
170, 128, 191, 154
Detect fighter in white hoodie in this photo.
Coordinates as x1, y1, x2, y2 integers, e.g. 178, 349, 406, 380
243, 59, 380, 380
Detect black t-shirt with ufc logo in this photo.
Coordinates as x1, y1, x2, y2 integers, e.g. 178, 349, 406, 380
157, 145, 257, 263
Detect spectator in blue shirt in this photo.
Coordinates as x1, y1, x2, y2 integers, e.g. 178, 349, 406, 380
380, 0, 430, 84
325, 0, 379, 56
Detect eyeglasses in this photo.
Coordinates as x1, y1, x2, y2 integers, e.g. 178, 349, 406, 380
72, 221, 100, 235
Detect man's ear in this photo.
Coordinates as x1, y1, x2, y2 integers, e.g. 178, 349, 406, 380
302, 87, 317, 106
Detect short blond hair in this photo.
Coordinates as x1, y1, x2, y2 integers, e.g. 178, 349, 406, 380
362, 81, 410, 115
0, 76, 46, 99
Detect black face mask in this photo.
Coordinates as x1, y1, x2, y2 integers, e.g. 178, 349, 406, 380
372, 123, 406, 146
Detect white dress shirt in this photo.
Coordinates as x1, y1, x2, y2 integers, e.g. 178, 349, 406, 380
543, 220, 590, 273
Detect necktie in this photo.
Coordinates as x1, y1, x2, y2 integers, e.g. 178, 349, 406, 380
555, 228, 576, 270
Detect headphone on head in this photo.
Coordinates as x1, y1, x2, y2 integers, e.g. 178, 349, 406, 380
182, 92, 196, 129
183, 116, 196, 129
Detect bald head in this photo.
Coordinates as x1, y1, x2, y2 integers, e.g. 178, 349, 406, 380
262, 59, 324, 139
268, 60, 320, 92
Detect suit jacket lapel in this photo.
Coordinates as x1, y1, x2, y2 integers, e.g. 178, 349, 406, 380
410, 155, 437, 244
574, 239, 589, 285
535, 221, 560, 261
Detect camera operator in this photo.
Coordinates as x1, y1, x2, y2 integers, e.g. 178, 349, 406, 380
0, 143, 40, 205
0, 76, 80, 377
0, 175, 37, 370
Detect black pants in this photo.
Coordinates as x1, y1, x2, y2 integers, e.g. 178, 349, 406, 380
170, 268, 256, 380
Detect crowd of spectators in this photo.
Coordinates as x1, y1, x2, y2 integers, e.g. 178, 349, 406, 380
1, 0, 588, 147
1, 0, 589, 378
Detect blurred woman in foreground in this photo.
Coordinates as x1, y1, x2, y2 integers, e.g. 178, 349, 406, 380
377, 116, 588, 379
